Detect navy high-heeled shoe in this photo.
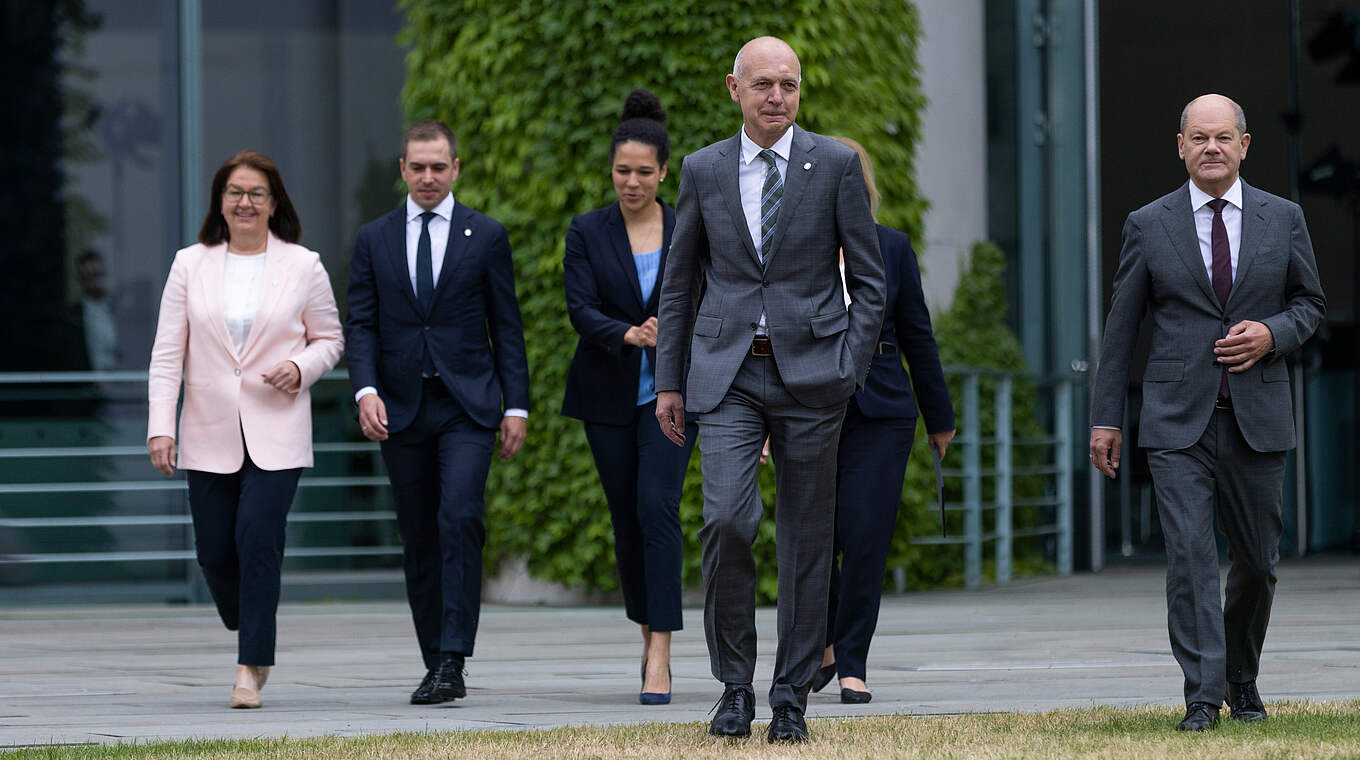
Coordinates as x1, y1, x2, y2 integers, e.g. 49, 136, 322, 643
639, 657, 671, 705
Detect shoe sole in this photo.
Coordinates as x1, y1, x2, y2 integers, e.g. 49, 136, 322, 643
709, 727, 752, 739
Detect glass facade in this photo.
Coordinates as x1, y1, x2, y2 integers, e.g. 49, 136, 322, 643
1, 0, 406, 603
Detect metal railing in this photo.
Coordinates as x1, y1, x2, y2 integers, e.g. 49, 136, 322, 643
902, 368, 1075, 589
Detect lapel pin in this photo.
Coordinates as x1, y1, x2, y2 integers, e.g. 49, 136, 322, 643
464, 228, 472, 237
803, 162, 811, 170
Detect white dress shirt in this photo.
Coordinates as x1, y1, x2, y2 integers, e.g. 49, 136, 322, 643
1189, 177, 1243, 284
738, 126, 794, 335
223, 251, 267, 356
355, 193, 526, 419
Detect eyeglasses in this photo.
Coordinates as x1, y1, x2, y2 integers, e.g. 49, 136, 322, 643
223, 186, 271, 205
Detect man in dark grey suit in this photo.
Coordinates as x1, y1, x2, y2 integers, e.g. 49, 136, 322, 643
654, 36, 885, 743
1090, 94, 1325, 732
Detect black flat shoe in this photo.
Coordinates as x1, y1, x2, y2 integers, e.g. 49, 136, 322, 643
840, 687, 872, 704
708, 683, 755, 738
766, 705, 809, 743
810, 663, 837, 693
1228, 680, 1267, 722
1176, 702, 1220, 731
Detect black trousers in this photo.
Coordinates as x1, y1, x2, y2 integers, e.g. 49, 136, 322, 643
1147, 406, 1285, 706
583, 399, 695, 633
825, 397, 917, 681
187, 449, 301, 666
380, 379, 496, 670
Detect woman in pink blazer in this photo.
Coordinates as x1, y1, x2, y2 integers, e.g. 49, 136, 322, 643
147, 150, 343, 709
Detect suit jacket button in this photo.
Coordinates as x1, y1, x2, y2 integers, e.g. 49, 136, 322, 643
762, 280, 770, 288
424, 325, 431, 331
750, 322, 758, 329
234, 368, 241, 376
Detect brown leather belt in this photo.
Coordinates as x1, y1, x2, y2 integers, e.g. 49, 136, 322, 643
750, 336, 773, 357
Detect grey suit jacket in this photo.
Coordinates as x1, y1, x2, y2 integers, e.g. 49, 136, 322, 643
1091, 180, 1325, 452
655, 125, 886, 413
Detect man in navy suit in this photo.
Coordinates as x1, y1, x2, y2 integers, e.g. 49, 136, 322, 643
345, 120, 530, 705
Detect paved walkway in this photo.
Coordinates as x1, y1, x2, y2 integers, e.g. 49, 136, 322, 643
2, 559, 1358, 748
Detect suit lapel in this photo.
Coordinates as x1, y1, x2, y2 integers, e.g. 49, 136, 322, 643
607, 202, 646, 314
238, 234, 288, 359
1160, 183, 1219, 308
383, 205, 421, 313
197, 244, 238, 361
432, 202, 473, 304
1228, 181, 1272, 307
713, 135, 761, 268
761, 125, 814, 270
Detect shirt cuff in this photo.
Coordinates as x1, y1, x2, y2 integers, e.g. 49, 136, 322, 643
504, 408, 528, 419
1092, 425, 1120, 431
355, 386, 377, 404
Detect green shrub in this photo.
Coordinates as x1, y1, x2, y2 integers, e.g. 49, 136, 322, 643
399, 0, 926, 599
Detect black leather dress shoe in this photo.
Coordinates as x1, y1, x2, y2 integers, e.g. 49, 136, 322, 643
410, 659, 466, 705
1176, 702, 1220, 731
767, 705, 809, 743
810, 663, 837, 693
1228, 680, 1267, 722
840, 687, 872, 704
708, 684, 755, 738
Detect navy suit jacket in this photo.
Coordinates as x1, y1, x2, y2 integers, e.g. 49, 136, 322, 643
561, 200, 679, 425
345, 201, 530, 433
856, 225, 954, 432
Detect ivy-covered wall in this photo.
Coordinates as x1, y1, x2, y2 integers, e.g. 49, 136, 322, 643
398, 1, 1040, 599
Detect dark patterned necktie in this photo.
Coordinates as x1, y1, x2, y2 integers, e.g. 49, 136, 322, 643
1207, 198, 1231, 398
416, 210, 436, 312
758, 149, 782, 262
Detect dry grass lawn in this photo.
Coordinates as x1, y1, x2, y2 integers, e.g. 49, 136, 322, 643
7, 700, 1359, 759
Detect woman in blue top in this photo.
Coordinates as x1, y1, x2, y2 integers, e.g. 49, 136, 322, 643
561, 89, 695, 706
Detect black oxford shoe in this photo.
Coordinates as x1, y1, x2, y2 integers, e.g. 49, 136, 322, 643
1176, 702, 1220, 732
766, 705, 809, 743
708, 684, 755, 738
410, 659, 466, 705
1228, 680, 1267, 722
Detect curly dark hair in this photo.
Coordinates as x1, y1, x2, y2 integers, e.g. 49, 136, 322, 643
609, 88, 670, 166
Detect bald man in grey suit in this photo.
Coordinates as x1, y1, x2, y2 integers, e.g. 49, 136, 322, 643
654, 37, 885, 743
1091, 94, 1324, 732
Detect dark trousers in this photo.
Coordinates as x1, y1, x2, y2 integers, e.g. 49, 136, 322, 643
1146, 406, 1285, 706
187, 449, 301, 666
380, 379, 496, 670
583, 399, 695, 633
825, 398, 916, 681
696, 351, 846, 711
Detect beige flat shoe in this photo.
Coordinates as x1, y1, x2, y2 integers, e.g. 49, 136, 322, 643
252, 666, 270, 689
230, 686, 262, 709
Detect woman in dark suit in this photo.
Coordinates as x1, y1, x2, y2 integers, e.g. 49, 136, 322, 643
811, 136, 956, 703
561, 89, 695, 705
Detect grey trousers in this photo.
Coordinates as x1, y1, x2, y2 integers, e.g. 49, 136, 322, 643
1146, 406, 1285, 707
696, 350, 847, 711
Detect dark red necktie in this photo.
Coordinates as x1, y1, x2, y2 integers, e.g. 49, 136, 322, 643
1207, 198, 1232, 398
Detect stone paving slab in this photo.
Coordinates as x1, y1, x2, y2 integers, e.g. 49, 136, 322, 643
1, 559, 1358, 747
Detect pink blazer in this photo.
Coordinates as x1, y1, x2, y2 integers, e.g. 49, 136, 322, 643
148, 234, 344, 473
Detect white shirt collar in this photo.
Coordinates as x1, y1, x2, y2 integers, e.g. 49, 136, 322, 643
740, 125, 795, 166
1188, 176, 1243, 212
405, 193, 455, 223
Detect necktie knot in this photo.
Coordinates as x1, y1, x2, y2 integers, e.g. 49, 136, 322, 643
758, 149, 779, 169
420, 210, 436, 225
1207, 198, 1227, 214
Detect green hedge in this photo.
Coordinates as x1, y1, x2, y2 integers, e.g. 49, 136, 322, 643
399, 0, 934, 599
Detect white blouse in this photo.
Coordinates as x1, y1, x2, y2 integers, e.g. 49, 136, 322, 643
223, 252, 267, 355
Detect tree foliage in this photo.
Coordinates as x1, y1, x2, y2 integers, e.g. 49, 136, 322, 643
399, 0, 927, 598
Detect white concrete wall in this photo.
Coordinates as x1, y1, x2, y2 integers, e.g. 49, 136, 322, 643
913, 0, 988, 315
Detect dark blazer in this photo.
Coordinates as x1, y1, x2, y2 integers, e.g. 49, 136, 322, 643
345, 201, 530, 433
655, 125, 886, 412
1091, 180, 1324, 452
561, 200, 675, 425
856, 225, 954, 432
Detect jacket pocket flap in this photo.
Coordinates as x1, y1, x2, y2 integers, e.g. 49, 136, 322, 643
809, 310, 849, 338
693, 314, 723, 338
1262, 361, 1289, 382
1143, 360, 1183, 382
